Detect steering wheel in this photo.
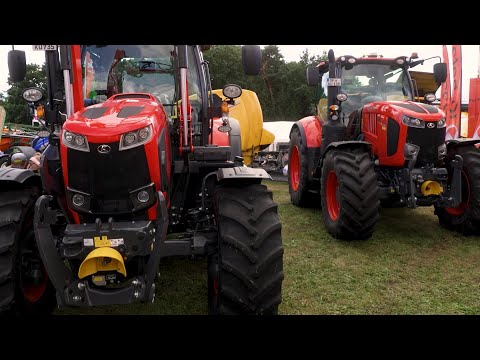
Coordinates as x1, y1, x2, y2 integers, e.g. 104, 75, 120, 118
361, 95, 383, 105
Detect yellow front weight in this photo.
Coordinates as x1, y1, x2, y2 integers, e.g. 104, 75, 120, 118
78, 247, 127, 279
421, 180, 443, 196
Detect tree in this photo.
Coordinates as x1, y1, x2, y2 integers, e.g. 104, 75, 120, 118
203, 45, 246, 90
2, 63, 47, 125
204, 45, 327, 121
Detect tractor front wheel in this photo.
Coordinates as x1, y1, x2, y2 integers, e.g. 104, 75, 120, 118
435, 146, 480, 235
320, 148, 379, 240
0, 187, 56, 314
288, 127, 318, 207
209, 183, 284, 314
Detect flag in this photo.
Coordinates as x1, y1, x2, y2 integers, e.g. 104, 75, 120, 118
441, 45, 462, 140
468, 78, 480, 139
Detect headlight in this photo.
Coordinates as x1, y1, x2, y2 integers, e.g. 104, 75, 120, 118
404, 143, 420, 160
66, 188, 91, 213
424, 93, 437, 103
222, 84, 242, 99
437, 118, 446, 128
438, 144, 447, 158
22, 87, 43, 102
129, 183, 156, 211
119, 125, 153, 151
402, 115, 425, 129
336, 93, 348, 102
62, 131, 89, 152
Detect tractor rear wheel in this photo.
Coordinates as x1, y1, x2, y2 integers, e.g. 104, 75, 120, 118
288, 127, 318, 207
209, 183, 284, 314
320, 148, 379, 240
0, 187, 56, 314
435, 146, 480, 235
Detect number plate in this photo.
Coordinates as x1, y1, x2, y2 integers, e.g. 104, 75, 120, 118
327, 78, 342, 86
32, 45, 57, 51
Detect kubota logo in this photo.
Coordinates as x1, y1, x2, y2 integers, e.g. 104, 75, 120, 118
98, 144, 111, 154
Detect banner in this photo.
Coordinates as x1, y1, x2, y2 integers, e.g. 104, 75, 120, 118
468, 78, 480, 139
441, 45, 462, 140
0, 106, 5, 143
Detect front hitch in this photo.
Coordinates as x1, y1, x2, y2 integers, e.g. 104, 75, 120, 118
33, 192, 169, 307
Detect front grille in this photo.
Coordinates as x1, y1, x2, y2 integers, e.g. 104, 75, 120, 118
68, 142, 151, 213
406, 124, 446, 165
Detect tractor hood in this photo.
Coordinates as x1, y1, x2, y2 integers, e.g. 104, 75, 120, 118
63, 94, 166, 138
364, 100, 445, 120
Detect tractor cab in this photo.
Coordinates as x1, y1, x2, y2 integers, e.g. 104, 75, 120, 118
81, 45, 202, 136
309, 53, 446, 141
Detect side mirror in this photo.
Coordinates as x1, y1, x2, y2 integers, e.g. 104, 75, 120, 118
306, 66, 319, 86
8, 50, 27, 82
242, 45, 262, 75
433, 63, 447, 84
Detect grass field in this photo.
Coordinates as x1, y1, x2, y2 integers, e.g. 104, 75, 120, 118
56, 180, 480, 315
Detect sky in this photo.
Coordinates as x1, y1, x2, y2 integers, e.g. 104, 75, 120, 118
0, 45, 478, 103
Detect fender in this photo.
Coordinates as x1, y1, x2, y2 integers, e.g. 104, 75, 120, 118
445, 138, 480, 151
291, 116, 322, 183
319, 140, 372, 173
294, 116, 322, 148
0, 167, 39, 183
216, 166, 271, 182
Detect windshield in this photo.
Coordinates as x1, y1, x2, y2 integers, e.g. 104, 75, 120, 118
340, 63, 412, 115
82, 45, 176, 107
316, 62, 413, 122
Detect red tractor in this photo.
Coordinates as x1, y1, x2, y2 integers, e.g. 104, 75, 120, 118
288, 49, 480, 240
0, 45, 283, 314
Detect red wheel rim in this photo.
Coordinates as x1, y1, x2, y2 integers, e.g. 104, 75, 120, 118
445, 171, 470, 216
290, 145, 300, 191
20, 231, 48, 304
326, 170, 340, 220
23, 272, 48, 304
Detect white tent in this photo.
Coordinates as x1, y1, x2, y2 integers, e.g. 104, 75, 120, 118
262, 121, 295, 152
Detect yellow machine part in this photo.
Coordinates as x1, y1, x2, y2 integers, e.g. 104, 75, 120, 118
421, 180, 443, 196
212, 89, 274, 165
78, 247, 127, 279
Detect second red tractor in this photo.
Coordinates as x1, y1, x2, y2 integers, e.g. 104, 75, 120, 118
288, 49, 480, 240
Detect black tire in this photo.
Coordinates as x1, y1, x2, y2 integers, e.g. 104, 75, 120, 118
0, 156, 9, 168
0, 187, 56, 314
208, 183, 284, 314
320, 148, 379, 240
434, 146, 480, 235
288, 127, 319, 207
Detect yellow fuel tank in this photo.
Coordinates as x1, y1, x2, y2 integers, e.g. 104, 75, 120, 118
212, 89, 274, 165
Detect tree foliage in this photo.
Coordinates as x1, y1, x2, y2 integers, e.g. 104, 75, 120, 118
204, 45, 326, 121
0, 63, 47, 125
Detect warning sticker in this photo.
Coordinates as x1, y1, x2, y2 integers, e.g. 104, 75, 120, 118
110, 238, 124, 247
87, 236, 124, 247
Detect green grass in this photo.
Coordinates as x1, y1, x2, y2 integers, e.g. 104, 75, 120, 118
56, 180, 480, 315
